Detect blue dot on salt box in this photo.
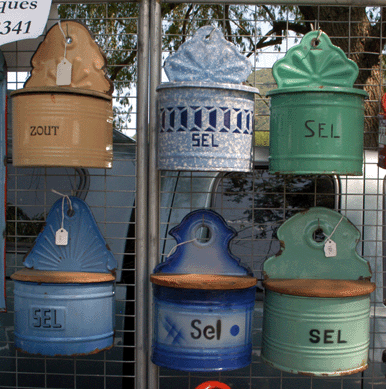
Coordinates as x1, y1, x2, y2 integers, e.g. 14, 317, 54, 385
151, 209, 257, 372
11, 196, 117, 356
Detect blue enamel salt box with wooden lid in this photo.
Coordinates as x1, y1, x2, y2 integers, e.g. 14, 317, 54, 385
151, 209, 257, 372
261, 207, 375, 376
11, 196, 117, 356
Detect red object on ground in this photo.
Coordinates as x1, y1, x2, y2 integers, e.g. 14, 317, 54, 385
195, 381, 231, 389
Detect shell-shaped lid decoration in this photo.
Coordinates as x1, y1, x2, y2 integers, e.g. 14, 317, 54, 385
22, 196, 117, 273
164, 26, 252, 84
263, 207, 372, 281
267, 30, 367, 96
152, 210, 256, 291
23, 21, 113, 96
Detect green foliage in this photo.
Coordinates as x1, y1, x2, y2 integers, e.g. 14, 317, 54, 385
58, 3, 307, 87
56, 4, 309, 131
6, 205, 45, 243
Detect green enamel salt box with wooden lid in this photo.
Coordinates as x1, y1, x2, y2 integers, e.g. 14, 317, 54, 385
261, 207, 375, 376
267, 31, 368, 175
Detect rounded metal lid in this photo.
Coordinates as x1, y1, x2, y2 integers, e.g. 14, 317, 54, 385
267, 85, 368, 97
157, 81, 259, 95
10, 86, 112, 101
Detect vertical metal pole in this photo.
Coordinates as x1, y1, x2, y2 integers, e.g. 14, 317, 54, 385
136, 0, 150, 388
148, 0, 162, 387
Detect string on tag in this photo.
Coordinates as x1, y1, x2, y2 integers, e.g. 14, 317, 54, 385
52, 189, 73, 245
323, 215, 344, 258
167, 239, 197, 258
324, 215, 344, 242
58, 20, 68, 59
57, 21, 72, 86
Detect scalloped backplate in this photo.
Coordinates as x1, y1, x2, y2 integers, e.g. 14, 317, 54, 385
272, 31, 359, 89
24, 196, 117, 273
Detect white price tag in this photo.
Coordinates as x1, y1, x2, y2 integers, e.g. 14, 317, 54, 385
0, 0, 52, 45
324, 239, 337, 257
56, 58, 72, 86
55, 228, 68, 246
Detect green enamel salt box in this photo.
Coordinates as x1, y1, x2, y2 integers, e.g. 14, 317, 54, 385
267, 31, 368, 175
261, 207, 375, 376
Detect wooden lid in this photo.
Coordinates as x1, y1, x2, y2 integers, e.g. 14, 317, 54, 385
11, 268, 115, 283
263, 278, 375, 297
150, 274, 257, 290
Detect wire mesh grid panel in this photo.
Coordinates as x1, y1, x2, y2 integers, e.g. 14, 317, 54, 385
1, 2, 138, 388
157, 3, 386, 389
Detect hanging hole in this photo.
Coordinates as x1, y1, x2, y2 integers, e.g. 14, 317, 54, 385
195, 224, 212, 244
204, 28, 215, 41
311, 38, 320, 47
67, 209, 75, 217
313, 228, 325, 243
66, 36, 73, 44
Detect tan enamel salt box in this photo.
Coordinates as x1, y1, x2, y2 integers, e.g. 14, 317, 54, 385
11, 21, 114, 168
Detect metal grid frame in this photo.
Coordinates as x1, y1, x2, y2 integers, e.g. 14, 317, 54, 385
0, 1, 386, 389
152, 3, 386, 389
2, 3, 138, 389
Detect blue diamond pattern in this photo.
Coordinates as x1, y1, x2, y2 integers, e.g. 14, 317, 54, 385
170, 110, 175, 129
161, 109, 165, 132
209, 110, 216, 128
237, 112, 242, 130
163, 316, 185, 345
224, 110, 230, 129
194, 110, 202, 127
181, 109, 187, 128
159, 107, 253, 134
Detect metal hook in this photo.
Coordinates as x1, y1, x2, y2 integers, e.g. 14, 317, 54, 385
205, 27, 216, 41
311, 29, 323, 48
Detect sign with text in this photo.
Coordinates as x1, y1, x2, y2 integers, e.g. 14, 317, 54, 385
0, 0, 52, 46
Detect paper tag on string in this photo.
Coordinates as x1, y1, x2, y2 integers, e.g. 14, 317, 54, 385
56, 58, 72, 86
55, 228, 68, 246
324, 239, 337, 257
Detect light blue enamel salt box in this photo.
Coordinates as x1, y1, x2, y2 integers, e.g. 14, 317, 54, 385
11, 196, 117, 356
157, 26, 259, 172
261, 207, 375, 376
151, 209, 257, 371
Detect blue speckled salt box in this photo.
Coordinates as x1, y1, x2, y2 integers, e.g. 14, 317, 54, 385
157, 26, 259, 172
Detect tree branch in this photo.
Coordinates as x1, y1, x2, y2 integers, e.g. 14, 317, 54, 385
181, 4, 194, 44
109, 50, 137, 82
245, 21, 309, 56
261, 5, 275, 23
